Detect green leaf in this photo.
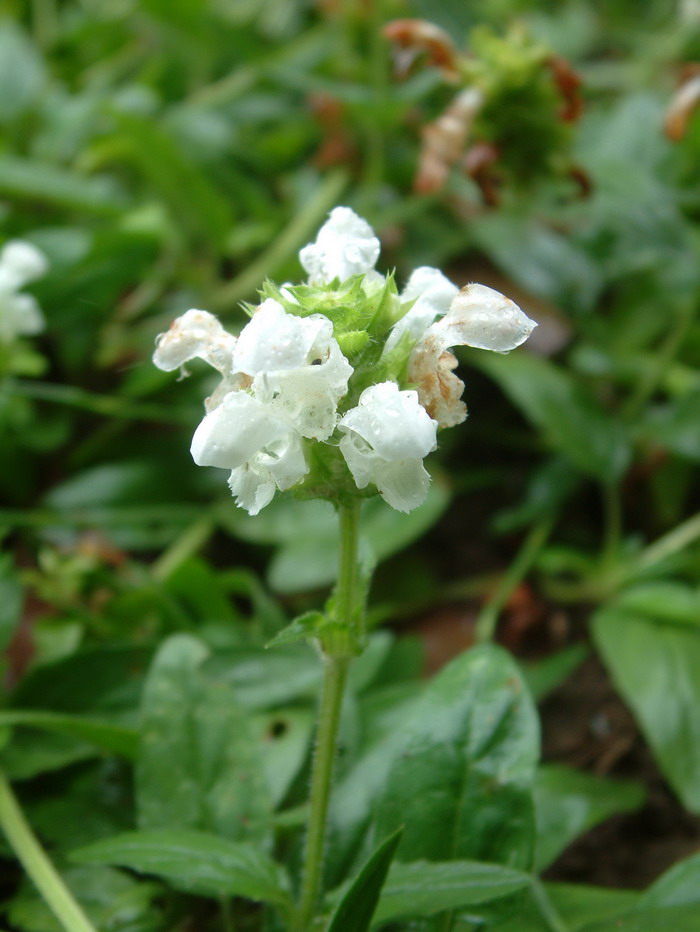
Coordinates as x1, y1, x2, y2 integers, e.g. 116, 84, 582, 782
72, 830, 292, 907
0, 22, 45, 123
593, 598, 700, 812
0, 555, 22, 652
472, 351, 631, 482
252, 709, 313, 808
265, 611, 327, 647
327, 828, 403, 932
638, 848, 700, 908
534, 765, 646, 871
372, 644, 539, 868
373, 859, 532, 924
520, 644, 589, 702
136, 635, 272, 844
579, 905, 700, 931
0, 156, 124, 214
0, 712, 137, 759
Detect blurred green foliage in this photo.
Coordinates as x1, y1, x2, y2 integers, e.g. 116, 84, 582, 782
2, 0, 700, 929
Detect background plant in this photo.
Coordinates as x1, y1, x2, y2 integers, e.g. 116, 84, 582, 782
2, 1, 700, 931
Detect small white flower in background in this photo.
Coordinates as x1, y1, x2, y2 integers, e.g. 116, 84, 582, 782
406, 282, 536, 427
339, 382, 437, 513
0, 240, 48, 343
154, 205, 536, 515
299, 206, 381, 285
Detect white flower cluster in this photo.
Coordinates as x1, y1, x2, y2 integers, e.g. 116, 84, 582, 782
154, 207, 536, 515
0, 240, 48, 344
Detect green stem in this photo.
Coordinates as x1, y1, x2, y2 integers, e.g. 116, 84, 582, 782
474, 518, 553, 643
296, 655, 349, 931
636, 509, 700, 570
0, 770, 98, 932
295, 503, 361, 930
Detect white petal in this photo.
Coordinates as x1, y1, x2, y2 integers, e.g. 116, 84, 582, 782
0, 240, 48, 290
253, 339, 352, 440
227, 466, 276, 516
234, 300, 330, 376
154, 308, 237, 374
0, 293, 45, 340
338, 382, 437, 461
299, 206, 380, 284
190, 391, 289, 469
385, 266, 459, 352
226, 432, 308, 515
431, 283, 537, 354
371, 458, 432, 513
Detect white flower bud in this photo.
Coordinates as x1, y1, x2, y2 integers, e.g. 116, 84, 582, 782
299, 206, 380, 285
408, 283, 537, 426
153, 308, 238, 375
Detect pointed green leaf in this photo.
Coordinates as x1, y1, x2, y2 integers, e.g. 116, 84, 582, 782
373, 644, 539, 868
373, 859, 532, 923
136, 635, 272, 843
593, 599, 700, 812
71, 829, 291, 907
327, 828, 403, 932
0, 712, 137, 759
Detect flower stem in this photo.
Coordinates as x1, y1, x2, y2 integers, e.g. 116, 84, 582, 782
0, 770, 98, 932
296, 502, 361, 930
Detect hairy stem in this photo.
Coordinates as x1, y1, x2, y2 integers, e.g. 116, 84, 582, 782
296, 502, 361, 929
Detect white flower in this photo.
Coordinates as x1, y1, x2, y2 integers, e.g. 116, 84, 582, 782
234, 299, 353, 441
0, 240, 48, 343
190, 391, 307, 516
408, 283, 537, 427
153, 300, 353, 514
385, 266, 459, 354
339, 381, 437, 513
299, 206, 381, 285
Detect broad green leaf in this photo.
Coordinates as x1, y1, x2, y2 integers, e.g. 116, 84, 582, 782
373, 859, 532, 924
472, 881, 640, 932
0, 156, 124, 214
0, 712, 137, 759
252, 709, 313, 808
637, 848, 700, 908
593, 600, 700, 812
534, 765, 645, 871
136, 635, 272, 844
373, 644, 539, 868
9, 646, 151, 715
644, 389, 700, 462
0, 23, 45, 123
472, 351, 630, 482
579, 905, 700, 931
327, 829, 403, 932
72, 829, 291, 907
204, 645, 321, 709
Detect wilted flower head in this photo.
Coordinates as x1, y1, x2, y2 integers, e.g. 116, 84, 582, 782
154, 206, 535, 515
0, 240, 48, 344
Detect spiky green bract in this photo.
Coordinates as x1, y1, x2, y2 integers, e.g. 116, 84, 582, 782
260, 274, 402, 349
